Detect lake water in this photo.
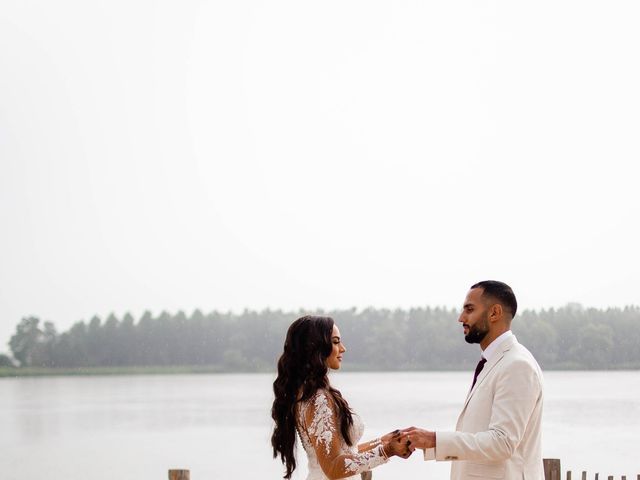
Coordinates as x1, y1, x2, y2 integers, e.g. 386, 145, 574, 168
2, 371, 639, 480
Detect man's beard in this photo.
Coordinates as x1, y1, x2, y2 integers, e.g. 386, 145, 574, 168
465, 313, 489, 344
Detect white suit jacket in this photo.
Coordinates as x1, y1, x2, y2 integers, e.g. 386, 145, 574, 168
424, 335, 544, 480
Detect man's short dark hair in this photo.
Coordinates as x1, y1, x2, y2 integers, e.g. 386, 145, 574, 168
470, 280, 518, 319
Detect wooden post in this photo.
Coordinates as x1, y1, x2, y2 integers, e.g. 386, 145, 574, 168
607, 476, 613, 480
169, 470, 190, 480
595, 474, 599, 480
582, 472, 587, 480
544, 458, 561, 480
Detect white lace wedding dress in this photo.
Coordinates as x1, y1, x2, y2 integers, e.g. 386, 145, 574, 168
296, 389, 388, 480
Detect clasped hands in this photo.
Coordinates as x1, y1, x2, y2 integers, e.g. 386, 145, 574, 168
380, 427, 436, 459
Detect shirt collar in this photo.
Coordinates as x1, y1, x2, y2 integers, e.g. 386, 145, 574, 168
481, 330, 514, 362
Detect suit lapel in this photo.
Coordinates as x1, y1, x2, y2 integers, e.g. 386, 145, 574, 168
459, 336, 518, 414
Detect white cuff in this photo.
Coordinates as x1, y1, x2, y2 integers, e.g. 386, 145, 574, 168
423, 448, 436, 461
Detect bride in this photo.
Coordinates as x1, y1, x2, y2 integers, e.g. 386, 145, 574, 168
271, 315, 412, 479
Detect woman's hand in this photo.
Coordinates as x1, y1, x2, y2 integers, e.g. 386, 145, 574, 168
380, 429, 399, 443
381, 431, 414, 459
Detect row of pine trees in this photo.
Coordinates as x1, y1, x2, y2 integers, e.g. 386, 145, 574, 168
4, 304, 639, 370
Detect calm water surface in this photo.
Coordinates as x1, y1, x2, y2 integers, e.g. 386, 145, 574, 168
2, 371, 639, 480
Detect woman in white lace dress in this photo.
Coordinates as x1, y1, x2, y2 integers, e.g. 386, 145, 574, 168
271, 315, 412, 479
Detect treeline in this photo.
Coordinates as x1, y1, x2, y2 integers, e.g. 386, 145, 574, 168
3, 304, 640, 371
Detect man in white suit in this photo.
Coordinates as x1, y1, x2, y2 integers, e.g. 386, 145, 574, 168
403, 280, 544, 479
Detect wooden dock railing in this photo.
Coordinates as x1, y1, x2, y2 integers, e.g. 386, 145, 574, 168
169, 460, 640, 480
543, 459, 639, 480
168, 470, 189, 480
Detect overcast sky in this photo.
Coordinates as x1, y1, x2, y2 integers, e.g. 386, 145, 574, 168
1, 1, 639, 346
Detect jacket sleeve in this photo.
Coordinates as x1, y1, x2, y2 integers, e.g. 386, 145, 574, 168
302, 390, 388, 479
433, 358, 542, 462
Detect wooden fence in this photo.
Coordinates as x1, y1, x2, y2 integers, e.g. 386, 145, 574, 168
543, 459, 638, 480
169, 459, 640, 480
168, 471, 189, 480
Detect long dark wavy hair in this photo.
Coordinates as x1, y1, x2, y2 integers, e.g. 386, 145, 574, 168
271, 315, 354, 479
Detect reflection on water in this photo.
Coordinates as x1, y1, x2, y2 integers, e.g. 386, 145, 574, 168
1, 371, 640, 480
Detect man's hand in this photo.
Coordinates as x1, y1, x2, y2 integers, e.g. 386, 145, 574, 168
401, 427, 436, 450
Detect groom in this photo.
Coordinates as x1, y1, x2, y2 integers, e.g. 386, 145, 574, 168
404, 280, 544, 479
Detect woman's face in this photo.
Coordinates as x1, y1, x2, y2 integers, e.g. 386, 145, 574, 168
326, 324, 346, 370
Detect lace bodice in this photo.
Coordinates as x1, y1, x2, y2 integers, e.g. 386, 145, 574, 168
296, 389, 388, 480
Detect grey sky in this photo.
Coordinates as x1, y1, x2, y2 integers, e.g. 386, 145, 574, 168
1, 1, 639, 346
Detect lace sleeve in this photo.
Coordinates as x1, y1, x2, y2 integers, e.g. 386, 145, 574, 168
301, 390, 388, 479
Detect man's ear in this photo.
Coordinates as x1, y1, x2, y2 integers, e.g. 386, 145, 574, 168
489, 304, 503, 322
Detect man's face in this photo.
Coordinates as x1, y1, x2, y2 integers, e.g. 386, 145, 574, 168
459, 288, 490, 344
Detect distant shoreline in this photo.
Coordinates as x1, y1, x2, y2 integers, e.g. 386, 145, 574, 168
6, 306, 639, 374
3, 364, 640, 378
